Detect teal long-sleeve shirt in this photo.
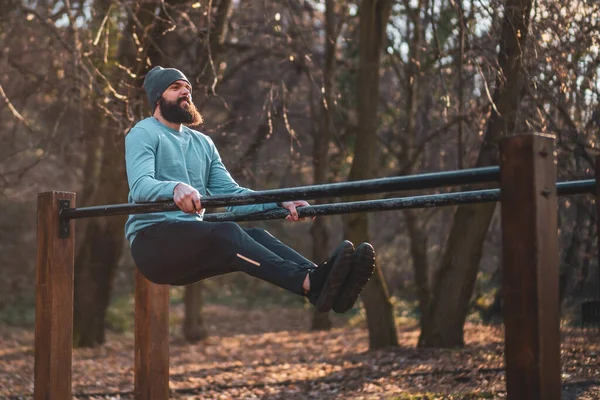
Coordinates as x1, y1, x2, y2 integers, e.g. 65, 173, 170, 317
124, 117, 279, 244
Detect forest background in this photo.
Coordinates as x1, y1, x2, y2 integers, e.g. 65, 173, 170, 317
0, 0, 599, 352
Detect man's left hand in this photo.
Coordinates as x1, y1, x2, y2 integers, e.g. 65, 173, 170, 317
280, 200, 315, 222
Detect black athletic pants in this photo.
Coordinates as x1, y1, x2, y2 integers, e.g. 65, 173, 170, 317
130, 221, 315, 295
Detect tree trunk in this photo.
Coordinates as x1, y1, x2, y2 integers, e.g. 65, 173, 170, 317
310, 110, 332, 330
183, 0, 234, 341
398, 0, 431, 333
478, 267, 503, 324
73, 121, 129, 347
74, 116, 104, 257
559, 201, 586, 305
343, 0, 397, 350
404, 209, 429, 326
311, 129, 333, 327
72, 0, 128, 348
310, 0, 339, 331
482, 287, 504, 324
311, 210, 332, 330
456, 0, 465, 169
73, 0, 161, 348
183, 281, 208, 341
418, 0, 534, 348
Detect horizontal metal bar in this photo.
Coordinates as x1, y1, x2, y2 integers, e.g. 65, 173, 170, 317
205, 189, 500, 222
556, 179, 595, 196
204, 179, 596, 223
60, 166, 500, 220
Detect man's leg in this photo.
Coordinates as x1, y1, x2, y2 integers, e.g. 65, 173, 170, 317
132, 221, 355, 311
242, 227, 359, 309
242, 228, 316, 269
132, 221, 309, 294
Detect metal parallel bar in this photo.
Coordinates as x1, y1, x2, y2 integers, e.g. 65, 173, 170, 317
556, 179, 596, 196
60, 166, 501, 219
204, 179, 596, 223
205, 189, 500, 222
60, 177, 595, 221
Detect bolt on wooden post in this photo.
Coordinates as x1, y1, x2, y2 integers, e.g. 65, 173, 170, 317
500, 134, 561, 400
34, 191, 76, 399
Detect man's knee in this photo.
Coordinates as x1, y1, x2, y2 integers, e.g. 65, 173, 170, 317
210, 221, 243, 238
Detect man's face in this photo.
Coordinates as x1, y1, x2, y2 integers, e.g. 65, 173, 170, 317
157, 80, 203, 127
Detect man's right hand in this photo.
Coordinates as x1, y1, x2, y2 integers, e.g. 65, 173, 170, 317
173, 183, 203, 214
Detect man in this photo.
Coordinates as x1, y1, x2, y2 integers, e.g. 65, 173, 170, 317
125, 66, 375, 313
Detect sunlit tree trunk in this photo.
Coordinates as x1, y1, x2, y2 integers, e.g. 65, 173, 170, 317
419, 0, 534, 348
343, 0, 398, 349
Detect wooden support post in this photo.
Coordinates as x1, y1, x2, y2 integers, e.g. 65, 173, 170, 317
135, 268, 170, 399
596, 155, 600, 299
34, 191, 76, 399
500, 134, 561, 400
582, 155, 600, 327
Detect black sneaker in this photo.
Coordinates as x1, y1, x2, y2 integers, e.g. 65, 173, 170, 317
332, 242, 375, 313
307, 240, 354, 312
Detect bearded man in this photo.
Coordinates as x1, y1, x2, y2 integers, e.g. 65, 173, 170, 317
124, 66, 375, 313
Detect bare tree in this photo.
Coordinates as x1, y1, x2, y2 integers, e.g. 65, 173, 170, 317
419, 0, 535, 348
343, 0, 398, 349
74, 0, 162, 347
309, 0, 344, 331
183, 0, 234, 343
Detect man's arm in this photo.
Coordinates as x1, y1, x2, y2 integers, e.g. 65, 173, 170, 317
125, 127, 180, 202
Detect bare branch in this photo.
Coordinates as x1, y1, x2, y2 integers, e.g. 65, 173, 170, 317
472, 57, 499, 115
0, 84, 35, 134
93, 4, 113, 46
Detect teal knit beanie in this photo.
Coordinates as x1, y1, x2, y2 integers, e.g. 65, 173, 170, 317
143, 66, 191, 113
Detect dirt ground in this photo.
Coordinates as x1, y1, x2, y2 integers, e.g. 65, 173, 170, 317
1, 304, 599, 399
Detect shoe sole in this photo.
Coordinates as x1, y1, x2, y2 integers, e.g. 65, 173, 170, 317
332, 243, 375, 313
315, 242, 354, 312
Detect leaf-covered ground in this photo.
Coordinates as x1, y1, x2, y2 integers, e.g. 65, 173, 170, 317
1, 304, 599, 399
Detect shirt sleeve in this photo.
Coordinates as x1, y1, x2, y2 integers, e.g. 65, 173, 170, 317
125, 127, 180, 202
205, 137, 280, 215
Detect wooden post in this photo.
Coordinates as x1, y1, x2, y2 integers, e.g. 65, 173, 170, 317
34, 191, 76, 399
500, 134, 561, 400
135, 268, 170, 399
596, 155, 600, 299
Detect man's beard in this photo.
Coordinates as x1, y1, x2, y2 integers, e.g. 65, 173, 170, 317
158, 96, 203, 127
